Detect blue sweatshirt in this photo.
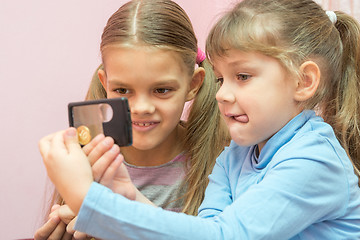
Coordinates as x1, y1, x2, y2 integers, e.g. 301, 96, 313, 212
75, 110, 360, 239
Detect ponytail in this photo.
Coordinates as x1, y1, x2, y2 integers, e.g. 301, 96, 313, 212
181, 59, 230, 215
327, 12, 360, 181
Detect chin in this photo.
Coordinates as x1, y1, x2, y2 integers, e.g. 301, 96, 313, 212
132, 144, 152, 151
231, 135, 253, 147
132, 141, 156, 151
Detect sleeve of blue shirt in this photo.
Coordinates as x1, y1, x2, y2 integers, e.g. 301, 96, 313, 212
75, 182, 224, 240
197, 151, 234, 219
75, 136, 352, 240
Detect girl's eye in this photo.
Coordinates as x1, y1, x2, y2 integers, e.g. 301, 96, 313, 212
115, 88, 129, 94
236, 74, 251, 81
155, 88, 170, 94
215, 77, 224, 85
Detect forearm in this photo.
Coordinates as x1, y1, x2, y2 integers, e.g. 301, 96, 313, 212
60, 180, 92, 215
40, 128, 95, 216
75, 182, 222, 240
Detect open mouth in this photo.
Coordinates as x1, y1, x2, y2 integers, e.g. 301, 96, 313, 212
132, 122, 155, 127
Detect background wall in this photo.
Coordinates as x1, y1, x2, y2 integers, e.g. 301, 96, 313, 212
1, 0, 358, 238
0, 0, 235, 238
315, 0, 360, 17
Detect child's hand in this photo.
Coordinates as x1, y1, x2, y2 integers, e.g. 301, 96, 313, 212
57, 205, 94, 239
82, 134, 137, 201
34, 204, 71, 240
34, 204, 93, 240
39, 128, 93, 214
99, 159, 137, 201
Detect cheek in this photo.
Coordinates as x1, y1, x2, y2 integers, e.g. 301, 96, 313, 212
168, 101, 185, 118
106, 92, 117, 99
217, 102, 225, 115
172, 103, 187, 124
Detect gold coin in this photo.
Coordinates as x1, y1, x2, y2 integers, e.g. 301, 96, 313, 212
77, 125, 91, 145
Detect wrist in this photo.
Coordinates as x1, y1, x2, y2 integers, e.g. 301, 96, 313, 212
62, 180, 93, 215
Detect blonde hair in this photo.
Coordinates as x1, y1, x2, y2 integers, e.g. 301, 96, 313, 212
85, 64, 106, 100
86, 0, 229, 215
206, 0, 360, 184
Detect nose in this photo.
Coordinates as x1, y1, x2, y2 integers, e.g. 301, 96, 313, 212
216, 80, 236, 104
130, 95, 155, 115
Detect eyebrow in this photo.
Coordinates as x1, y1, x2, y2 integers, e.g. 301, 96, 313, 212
107, 79, 130, 87
213, 58, 251, 70
153, 79, 180, 86
107, 79, 181, 87
213, 59, 257, 76
228, 59, 252, 67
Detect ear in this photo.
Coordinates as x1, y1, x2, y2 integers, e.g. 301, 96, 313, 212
294, 61, 320, 102
186, 67, 205, 101
98, 68, 107, 90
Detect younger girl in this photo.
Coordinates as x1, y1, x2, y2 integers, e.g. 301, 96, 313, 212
35, 0, 229, 239
40, 0, 360, 239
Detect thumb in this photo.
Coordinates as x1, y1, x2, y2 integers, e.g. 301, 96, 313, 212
63, 127, 81, 153
58, 204, 76, 224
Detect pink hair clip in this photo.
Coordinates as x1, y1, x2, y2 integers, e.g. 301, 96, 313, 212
196, 48, 206, 64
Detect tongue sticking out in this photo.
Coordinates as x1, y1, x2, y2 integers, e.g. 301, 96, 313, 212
234, 114, 249, 123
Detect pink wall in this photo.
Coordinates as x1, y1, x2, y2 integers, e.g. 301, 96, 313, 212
0, 0, 234, 238
1, 0, 358, 238
315, 0, 360, 18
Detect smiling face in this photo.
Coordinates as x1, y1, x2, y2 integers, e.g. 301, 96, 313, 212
213, 50, 302, 151
99, 45, 194, 152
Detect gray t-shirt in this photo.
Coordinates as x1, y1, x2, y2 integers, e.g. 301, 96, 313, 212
125, 154, 187, 212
